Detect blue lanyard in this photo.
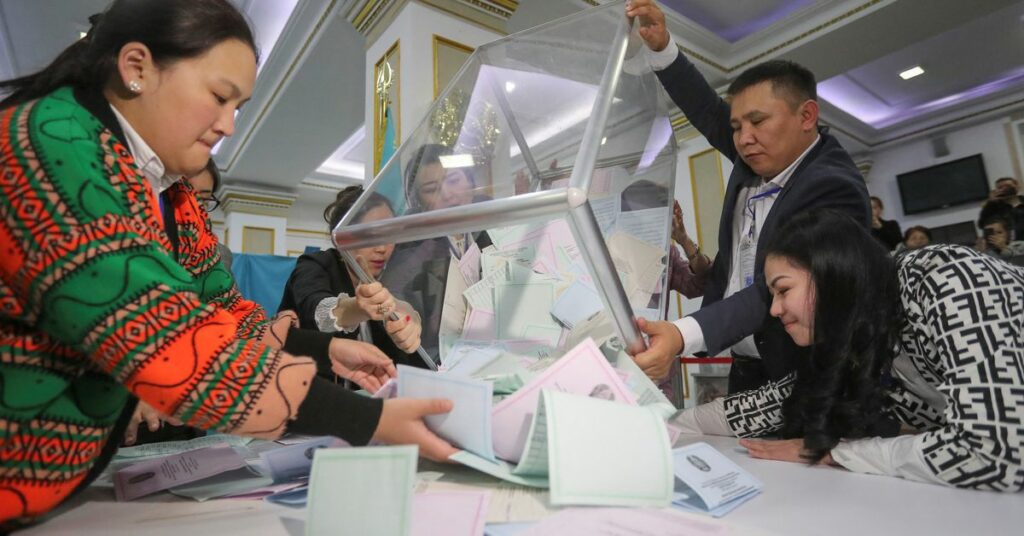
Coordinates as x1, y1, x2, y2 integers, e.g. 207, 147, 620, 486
448, 232, 471, 259
745, 184, 781, 238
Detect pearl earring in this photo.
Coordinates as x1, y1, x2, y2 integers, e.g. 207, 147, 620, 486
128, 80, 142, 93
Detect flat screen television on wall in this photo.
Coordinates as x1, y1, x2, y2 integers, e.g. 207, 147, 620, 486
897, 154, 989, 215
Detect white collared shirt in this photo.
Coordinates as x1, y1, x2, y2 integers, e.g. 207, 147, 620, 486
643, 35, 681, 72
674, 135, 821, 358
108, 104, 181, 195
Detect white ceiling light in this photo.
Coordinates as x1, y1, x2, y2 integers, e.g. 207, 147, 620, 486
79, 31, 88, 39
899, 66, 925, 80
505, 81, 516, 93
439, 154, 475, 168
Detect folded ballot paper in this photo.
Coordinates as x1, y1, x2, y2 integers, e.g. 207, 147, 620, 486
441, 338, 674, 508
113, 435, 347, 503
671, 442, 763, 517
114, 443, 248, 501
397, 365, 496, 461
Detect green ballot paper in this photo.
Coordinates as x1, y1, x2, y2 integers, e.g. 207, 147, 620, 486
306, 446, 417, 536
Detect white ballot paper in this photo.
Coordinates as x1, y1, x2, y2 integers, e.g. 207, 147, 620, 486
398, 365, 496, 461
491, 338, 637, 463
616, 207, 669, 250
494, 282, 556, 339
671, 442, 763, 517
113, 444, 246, 501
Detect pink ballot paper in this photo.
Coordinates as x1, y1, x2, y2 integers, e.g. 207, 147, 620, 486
491, 338, 637, 462
114, 443, 247, 501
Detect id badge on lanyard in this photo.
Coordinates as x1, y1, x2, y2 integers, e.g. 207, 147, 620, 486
740, 184, 779, 288
740, 228, 756, 288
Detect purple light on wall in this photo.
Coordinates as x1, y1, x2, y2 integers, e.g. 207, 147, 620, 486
820, 67, 1024, 129
661, 0, 816, 43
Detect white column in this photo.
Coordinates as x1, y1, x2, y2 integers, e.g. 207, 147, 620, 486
361, 1, 506, 179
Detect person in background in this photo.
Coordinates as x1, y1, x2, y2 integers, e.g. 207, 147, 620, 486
975, 206, 1024, 259
626, 0, 870, 394
670, 209, 1024, 492
668, 200, 711, 299
404, 143, 483, 214
897, 225, 931, 253
187, 158, 233, 269
0, 0, 454, 527
279, 186, 426, 376
381, 144, 492, 359
988, 176, 1024, 239
869, 196, 902, 251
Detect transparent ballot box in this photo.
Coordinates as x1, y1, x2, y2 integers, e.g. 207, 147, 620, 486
334, 1, 677, 366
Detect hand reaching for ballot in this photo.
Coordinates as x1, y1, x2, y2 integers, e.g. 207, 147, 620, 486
373, 398, 459, 463
328, 338, 397, 393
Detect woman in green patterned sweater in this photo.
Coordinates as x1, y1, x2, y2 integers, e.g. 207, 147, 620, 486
0, 0, 456, 527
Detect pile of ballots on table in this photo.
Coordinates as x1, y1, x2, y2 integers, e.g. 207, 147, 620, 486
106, 214, 762, 534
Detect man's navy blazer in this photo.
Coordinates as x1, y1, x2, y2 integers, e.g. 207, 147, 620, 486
656, 52, 870, 381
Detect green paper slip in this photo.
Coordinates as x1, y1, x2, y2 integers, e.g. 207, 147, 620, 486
306, 446, 417, 536
449, 451, 549, 488
543, 390, 674, 507
114, 434, 254, 461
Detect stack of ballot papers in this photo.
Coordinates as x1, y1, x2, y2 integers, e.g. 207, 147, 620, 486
384, 337, 677, 508
111, 435, 345, 503
671, 442, 763, 517
438, 216, 668, 362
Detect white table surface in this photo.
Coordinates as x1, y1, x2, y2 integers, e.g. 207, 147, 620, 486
675, 436, 1024, 536
19, 435, 1024, 535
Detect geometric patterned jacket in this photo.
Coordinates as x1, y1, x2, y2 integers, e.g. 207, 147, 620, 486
0, 87, 378, 525
723, 246, 1024, 491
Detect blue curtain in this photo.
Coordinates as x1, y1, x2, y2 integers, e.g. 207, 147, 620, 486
230, 253, 298, 316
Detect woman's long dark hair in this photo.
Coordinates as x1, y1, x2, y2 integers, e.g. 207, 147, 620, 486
0, 0, 256, 109
763, 209, 901, 462
325, 186, 394, 232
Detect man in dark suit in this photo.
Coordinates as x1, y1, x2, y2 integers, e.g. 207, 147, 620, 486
626, 0, 870, 393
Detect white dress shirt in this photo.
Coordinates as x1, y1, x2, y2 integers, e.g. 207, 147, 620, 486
644, 34, 822, 357
109, 104, 180, 195
673, 136, 819, 357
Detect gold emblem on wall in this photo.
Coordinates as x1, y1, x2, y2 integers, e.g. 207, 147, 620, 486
429, 88, 501, 161
373, 40, 400, 173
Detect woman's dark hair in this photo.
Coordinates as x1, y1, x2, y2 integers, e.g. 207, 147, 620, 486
978, 200, 1014, 231
620, 179, 669, 212
325, 186, 393, 232
404, 144, 447, 211
903, 225, 931, 243
205, 158, 222, 193
0, 0, 257, 108
762, 209, 900, 463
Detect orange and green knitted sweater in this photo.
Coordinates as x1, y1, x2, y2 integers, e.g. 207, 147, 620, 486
0, 87, 380, 526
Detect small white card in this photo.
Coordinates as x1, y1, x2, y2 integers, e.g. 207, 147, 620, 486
671, 442, 763, 517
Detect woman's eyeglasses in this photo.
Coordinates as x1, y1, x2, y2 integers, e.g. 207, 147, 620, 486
197, 192, 222, 212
